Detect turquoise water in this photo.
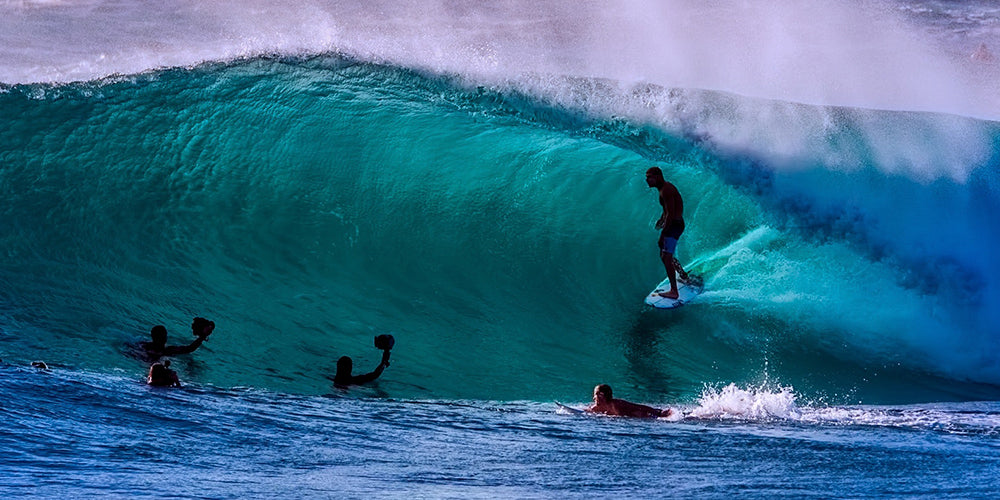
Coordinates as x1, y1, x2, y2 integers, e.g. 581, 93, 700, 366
3, 0, 1000, 497
3, 56, 998, 403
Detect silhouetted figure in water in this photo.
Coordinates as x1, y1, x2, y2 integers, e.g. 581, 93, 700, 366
139, 317, 215, 359
332, 335, 394, 388
587, 384, 673, 418
147, 359, 181, 387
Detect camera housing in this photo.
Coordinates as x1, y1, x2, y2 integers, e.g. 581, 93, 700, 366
374, 334, 395, 351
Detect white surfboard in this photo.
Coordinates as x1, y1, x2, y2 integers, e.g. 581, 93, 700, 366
644, 276, 702, 309
559, 401, 683, 420
555, 402, 586, 414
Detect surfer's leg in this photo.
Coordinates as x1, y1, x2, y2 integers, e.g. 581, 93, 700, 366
659, 220, 687, 295
659, 237, 680, 299
661, 255, 679, 298
672, 256, 690, 283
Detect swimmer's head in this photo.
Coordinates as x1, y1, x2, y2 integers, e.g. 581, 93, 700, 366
336, 356, 353, 375
150, 325, 168, 344
645, 167, 664, 187
593, 384, 612, 403
148, 362, 167, 384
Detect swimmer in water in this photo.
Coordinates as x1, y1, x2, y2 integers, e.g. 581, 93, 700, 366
138, 317, 215, 360
332, 335, 394, 388
587, 384, 673, 418
147, 359, 181, 387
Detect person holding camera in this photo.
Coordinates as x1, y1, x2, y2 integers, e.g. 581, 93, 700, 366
139, 317, 216, 360
332, 334, 394, 388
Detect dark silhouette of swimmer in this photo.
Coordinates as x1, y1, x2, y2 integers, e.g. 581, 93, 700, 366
587, 384, 673, 418
147, 359, 181, 387
332, 335, 394, 388
140, 317, 215, 359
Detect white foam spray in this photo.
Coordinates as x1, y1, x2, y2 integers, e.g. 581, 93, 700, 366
683, 384, 1000, 435
2, 0, 997, 116
688, 383, 801, 420
3, 0, 996, 182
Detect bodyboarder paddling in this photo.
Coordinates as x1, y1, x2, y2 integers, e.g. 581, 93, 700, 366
587, 384, 673, 418
645, 167, 690, 299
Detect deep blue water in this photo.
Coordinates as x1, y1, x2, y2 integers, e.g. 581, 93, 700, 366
3, 365, 1000, 498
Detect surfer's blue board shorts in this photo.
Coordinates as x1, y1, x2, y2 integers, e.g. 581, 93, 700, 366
659, 219, 685, 255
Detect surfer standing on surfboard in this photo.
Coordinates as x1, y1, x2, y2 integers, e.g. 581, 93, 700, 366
646, 167, 688, 299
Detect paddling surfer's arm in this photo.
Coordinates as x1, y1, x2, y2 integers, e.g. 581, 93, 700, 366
616, 399, 672, 418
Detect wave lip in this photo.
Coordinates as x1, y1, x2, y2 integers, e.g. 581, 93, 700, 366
5, 0, 1000, 120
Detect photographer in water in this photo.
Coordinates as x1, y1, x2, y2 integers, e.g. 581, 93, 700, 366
332, 334, 394, 388
139, 317, 215, 360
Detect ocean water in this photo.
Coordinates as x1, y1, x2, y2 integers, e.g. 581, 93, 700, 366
3, 0, 1000, 497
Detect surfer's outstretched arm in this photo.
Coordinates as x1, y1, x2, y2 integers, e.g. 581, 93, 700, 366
334, 349, 391, 387
351, 365, 385, 385
161, 335, 208, 356
352, 351, 390, 384
140, 318, 215, 359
